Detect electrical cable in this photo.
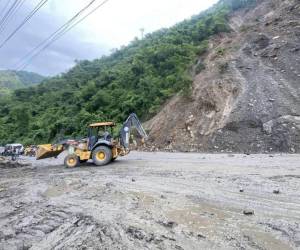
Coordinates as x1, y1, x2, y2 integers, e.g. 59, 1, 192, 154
0, 0, 26, 35
0, 0, 49, 48
17, 0, 110, 70
0, 0, 12, 20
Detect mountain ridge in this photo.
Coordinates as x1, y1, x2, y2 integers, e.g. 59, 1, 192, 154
2, 0, 298, 154
0, 70, 45, 95
0, 0, 253, 144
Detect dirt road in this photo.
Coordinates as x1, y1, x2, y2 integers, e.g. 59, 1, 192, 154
0, 152, 299, 249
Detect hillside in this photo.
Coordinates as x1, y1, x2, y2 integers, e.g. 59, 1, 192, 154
0, 70, 45, 96
0, 0, 256, 145
147, 0, 300, 153
0, 0, 299, 154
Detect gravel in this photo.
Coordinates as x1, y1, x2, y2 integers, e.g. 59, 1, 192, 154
0, 152, 299, 249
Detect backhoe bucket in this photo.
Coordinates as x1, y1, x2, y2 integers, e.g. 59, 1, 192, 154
36, 144, 64, 160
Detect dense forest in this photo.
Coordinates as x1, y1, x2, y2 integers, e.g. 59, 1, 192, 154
0, 0, 257, 145
0, 70, 45, 96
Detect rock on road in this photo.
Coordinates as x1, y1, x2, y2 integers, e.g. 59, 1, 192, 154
0, 152, 299, 249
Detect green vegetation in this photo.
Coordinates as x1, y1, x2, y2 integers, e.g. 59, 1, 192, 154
0, 0, 257, 145
0, 70, 45, 96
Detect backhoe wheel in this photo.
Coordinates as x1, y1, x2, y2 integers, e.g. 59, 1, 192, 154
64, 154, 79, 168
92, 146, 112, 166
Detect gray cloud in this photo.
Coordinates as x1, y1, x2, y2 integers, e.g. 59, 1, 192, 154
0, 2, 110, 76
0, 0, 218, 76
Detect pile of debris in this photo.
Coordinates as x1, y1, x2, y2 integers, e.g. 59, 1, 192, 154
145, 0, 300, 153
0, 156, 30, 169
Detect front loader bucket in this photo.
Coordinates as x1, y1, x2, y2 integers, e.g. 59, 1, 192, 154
36, 144, 64, 160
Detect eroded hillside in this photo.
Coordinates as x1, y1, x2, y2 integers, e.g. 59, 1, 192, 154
0, 0, 249, 145
146, 0, 300, 153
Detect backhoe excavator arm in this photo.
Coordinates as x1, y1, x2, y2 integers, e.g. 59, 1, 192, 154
36, 113, 147, 161
119, 113, 148, 149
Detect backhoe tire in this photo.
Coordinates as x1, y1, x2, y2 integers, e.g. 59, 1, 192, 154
64, 154, 79, 168
92, 146, 112, 166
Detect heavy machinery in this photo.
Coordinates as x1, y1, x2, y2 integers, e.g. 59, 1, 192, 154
24, 145, 38, 157
1, 144, 24, 161
2, 144, 24, 156
36, 113, 147, 168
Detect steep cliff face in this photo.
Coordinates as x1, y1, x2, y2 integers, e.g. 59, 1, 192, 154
146, 0, 300, 153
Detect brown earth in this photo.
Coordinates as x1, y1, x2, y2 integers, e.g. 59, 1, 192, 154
0, 153, 299, 249
146, 0, 300, 153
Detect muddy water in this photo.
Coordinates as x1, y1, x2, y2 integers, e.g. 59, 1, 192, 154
0, 152, 299, 249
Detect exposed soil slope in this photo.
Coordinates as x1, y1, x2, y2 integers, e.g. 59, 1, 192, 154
146, 0, 300, 153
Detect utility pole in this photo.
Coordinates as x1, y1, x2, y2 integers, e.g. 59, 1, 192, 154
140, 28, 145, 39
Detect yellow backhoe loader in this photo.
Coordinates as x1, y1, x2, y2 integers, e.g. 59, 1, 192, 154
36, 113, 147, 168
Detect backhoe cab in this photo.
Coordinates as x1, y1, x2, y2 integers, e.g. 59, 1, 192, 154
36, 113, 147, 168
87, 121, 116, 151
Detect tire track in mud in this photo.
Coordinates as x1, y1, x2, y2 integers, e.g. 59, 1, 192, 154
0, 153, 299, 249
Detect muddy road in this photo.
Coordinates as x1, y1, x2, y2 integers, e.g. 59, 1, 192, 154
0, 152, 299, 250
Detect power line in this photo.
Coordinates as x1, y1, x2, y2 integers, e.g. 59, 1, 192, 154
24, 0, 111, 62
0, 0, 12, 20
0, 0, 22, 32
53, 0, 110, 42
0, 0, 19, 29
16, 0, 98, 70
0, 0, 26, 35
0, 0, 49, 49
2, 0, 27, 33
17, 0, 110, 71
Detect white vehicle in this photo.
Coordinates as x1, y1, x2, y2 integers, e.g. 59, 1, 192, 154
4, 144, 24, 155
0, 146, 5, 155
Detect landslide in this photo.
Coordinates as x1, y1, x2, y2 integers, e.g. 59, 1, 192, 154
146, 0, 300, 153
1, 0, 245, 145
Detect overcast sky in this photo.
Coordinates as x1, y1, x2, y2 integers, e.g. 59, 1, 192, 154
0, 0, 218, 76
